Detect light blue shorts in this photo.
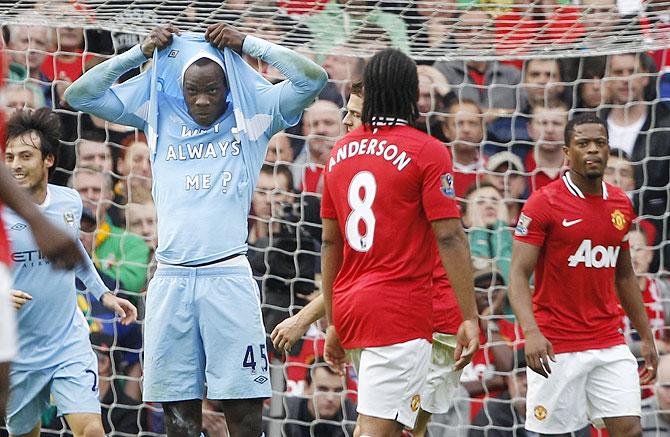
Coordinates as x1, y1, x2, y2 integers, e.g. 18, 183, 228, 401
6, 350, 100, 435
142, 262, 271, 402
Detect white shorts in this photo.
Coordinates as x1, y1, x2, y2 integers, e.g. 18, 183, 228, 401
0, 265, 16, 363
347, 338, 431, 428
525, 344, 641, 434
421, 333, 463, 414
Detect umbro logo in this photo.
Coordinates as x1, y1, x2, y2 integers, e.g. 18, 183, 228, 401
253, 375, 268, 384
11, 223, 27, 231
168, 49, 179, 58
562, 218, 583, 227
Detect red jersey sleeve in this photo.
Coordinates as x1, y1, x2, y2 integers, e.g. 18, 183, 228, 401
513, 190, 552, 246
621, 196, 636, 250
419, 140, 460, 222
320, 172, 337, 219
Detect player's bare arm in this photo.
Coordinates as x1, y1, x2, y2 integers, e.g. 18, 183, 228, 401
0, 361, 8, 418
271, 294, 325, 352
0, 165, 81, 270
141, 24, 181, 58
431, 218, 480, 370
510, 240, 555, 378
100, 292, 138, 326
321, 218, 346, 375
615, 247, 659, 384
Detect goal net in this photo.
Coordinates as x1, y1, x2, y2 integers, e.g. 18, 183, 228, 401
1, 0, 669, 436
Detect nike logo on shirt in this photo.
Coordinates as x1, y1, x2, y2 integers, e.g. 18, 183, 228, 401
562, 218, 583, 227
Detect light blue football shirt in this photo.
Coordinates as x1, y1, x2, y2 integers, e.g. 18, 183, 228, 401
3, 185, 109, 371
107, 34, 321, 265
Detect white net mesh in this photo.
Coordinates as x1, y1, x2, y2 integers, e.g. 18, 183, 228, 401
1, 0, 669, 436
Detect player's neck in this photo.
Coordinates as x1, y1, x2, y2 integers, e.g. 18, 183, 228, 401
568, 169, 602, 196
31, 183, 48, 205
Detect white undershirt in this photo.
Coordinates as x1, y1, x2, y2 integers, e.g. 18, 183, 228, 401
607, 111, 647, 157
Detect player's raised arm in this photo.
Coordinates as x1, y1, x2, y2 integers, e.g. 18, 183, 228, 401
509, 240, 554, 378
614, 246, 658, 384
205, 23, 328, 122
64, 25, 179, 129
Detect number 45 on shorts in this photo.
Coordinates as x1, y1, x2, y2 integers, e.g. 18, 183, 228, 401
242, 344, 268, 374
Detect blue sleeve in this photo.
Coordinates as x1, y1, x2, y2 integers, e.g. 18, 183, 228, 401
64, 45, 150, 130
242, 35, 327, 135
74, 240, 111, 301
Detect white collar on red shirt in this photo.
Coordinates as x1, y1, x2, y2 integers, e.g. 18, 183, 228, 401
562, 171, 608, 200
371, 117, 409, 126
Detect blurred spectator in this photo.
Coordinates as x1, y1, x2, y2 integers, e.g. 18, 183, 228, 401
461, 268, 515, 421
292, 99, 343, 193
481, 152, 527, 225
602, 53, 670, 257
0, 82, 44, 111
72, 168, 150, 294
579, 0, 620, 46
574, 56, 607, 113
266, 131, 295, 165
321, 46, 364, 105
525, 102, 569, 192
487, 58, 567, 146
417, 65, 450, 132
4, 24, 52, 105
641, 353, 670, 435
202, 400, 230, 437
494, 1, 584, 55
623, 227, 669, 344
115, 140, 152, 205
40, 5, 95, 85
304, 0, 409, 63
90, 331, 146, 436
462, 183, 512, 284
125, 201, 157, 254
434, 10, 520, 115
604, 149, 637, 194
278, 357, 356, 437
248, 165, 317, 338
76, 129, 113, 174
438, 99, 485, 199
409, 0, 457, 60
469, 349, 527, 437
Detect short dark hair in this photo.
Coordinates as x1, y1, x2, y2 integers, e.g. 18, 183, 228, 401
6, 108, 61, 162
564, 113, 608, 147
350, 80, 363, 98
79, 129, 107, 144
305, 356, 339, 386
260, 163, 294, 192
362, 48, 418, 126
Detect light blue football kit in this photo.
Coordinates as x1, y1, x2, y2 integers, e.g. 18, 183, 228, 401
3, 185, 110, 435
66, 34, 326, 401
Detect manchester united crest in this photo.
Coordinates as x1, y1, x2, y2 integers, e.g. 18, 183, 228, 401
410, 394, 421, 412
534, 405, 548, 421
611, 209, 626, 231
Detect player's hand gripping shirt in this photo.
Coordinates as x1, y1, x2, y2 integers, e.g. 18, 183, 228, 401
513, 173, 633, 354
66, 34, 326, 265
321, 123, 460, 349
3, 185, 109, 370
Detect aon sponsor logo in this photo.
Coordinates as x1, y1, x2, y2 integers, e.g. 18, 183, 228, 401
568, 239, 620, 268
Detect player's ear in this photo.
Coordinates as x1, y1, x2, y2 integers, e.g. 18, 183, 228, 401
44, 153, 55, 169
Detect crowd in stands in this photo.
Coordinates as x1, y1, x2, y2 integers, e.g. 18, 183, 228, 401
1, 0, 669, 435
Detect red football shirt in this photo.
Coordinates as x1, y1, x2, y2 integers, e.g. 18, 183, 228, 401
321, 122, 460, 348
0, 47, 10, 266
513, 172, 632, 354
